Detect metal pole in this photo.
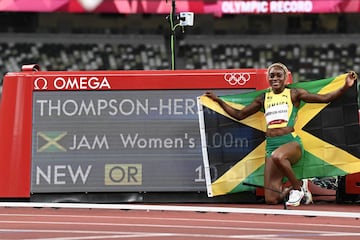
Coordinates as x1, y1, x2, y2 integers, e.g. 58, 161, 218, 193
169, 0, 176, 70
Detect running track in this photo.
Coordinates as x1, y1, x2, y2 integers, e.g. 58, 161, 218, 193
0, 202, 359, 239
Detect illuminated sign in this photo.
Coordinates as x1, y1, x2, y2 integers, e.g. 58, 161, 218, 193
0, 66, 272, 197
0, 0, 359, 15
31, 89, 251, 192
221, 0, 313, 14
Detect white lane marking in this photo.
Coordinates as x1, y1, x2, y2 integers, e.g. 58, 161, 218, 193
0, 220, 357, 235
1, 213, 359, 229
0, 202, 359, 218
1, 229, 360, 240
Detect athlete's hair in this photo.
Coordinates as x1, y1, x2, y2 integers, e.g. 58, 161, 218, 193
267, 62, 289, 80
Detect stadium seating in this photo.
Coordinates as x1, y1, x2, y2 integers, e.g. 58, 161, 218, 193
0, 33, 359, 89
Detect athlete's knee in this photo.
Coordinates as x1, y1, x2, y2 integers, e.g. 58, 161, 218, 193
268, 154, 283, 166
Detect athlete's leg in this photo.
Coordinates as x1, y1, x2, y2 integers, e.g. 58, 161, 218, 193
270, 141, 303, 190
264, 156, 287, 204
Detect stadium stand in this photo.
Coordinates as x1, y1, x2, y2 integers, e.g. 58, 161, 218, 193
179, 35, 360, 81
0, 33, 359, 83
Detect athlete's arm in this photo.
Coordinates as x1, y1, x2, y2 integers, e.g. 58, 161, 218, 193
295, 71, 357, 103
204, 91, 263, 120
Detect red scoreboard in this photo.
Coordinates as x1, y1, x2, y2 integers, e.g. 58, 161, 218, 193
0, 65, 273, 198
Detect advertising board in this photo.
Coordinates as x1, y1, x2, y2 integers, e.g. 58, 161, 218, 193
1, 0, 359, 15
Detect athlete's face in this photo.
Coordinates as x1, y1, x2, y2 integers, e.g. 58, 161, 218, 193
268, 67, 287, 93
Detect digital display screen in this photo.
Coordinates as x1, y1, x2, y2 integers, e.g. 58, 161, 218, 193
31, 89, 249, 192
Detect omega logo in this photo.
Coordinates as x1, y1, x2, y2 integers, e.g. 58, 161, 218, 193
34, 77, 48, 90
53, 76, 111, 90
33, 76, 112, 90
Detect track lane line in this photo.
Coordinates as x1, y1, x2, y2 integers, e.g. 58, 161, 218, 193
0, 202, 359, 218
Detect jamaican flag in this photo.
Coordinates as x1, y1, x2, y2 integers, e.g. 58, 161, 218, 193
198, 74, 360, 197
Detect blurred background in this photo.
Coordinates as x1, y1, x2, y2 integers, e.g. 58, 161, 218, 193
1, 0, 360, 93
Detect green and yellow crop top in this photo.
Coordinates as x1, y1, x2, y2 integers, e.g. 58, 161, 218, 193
264, 88, 298, 129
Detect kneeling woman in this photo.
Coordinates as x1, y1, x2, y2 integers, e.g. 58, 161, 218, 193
204, 63, 357, 206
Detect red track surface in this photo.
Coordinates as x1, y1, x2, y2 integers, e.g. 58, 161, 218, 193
0, 203, 359, 240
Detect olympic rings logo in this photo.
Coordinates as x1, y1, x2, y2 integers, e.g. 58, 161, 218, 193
224, 73, 251, 85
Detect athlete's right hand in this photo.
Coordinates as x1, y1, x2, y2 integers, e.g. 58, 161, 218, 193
204, 91, 219, 102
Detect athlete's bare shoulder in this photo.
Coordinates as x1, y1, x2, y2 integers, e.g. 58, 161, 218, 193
289, 88, 307, 106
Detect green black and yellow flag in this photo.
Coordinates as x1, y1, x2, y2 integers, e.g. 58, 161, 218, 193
198, 74, 360, 197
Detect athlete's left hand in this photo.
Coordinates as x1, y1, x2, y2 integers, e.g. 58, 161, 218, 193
346, 71, 358, 87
